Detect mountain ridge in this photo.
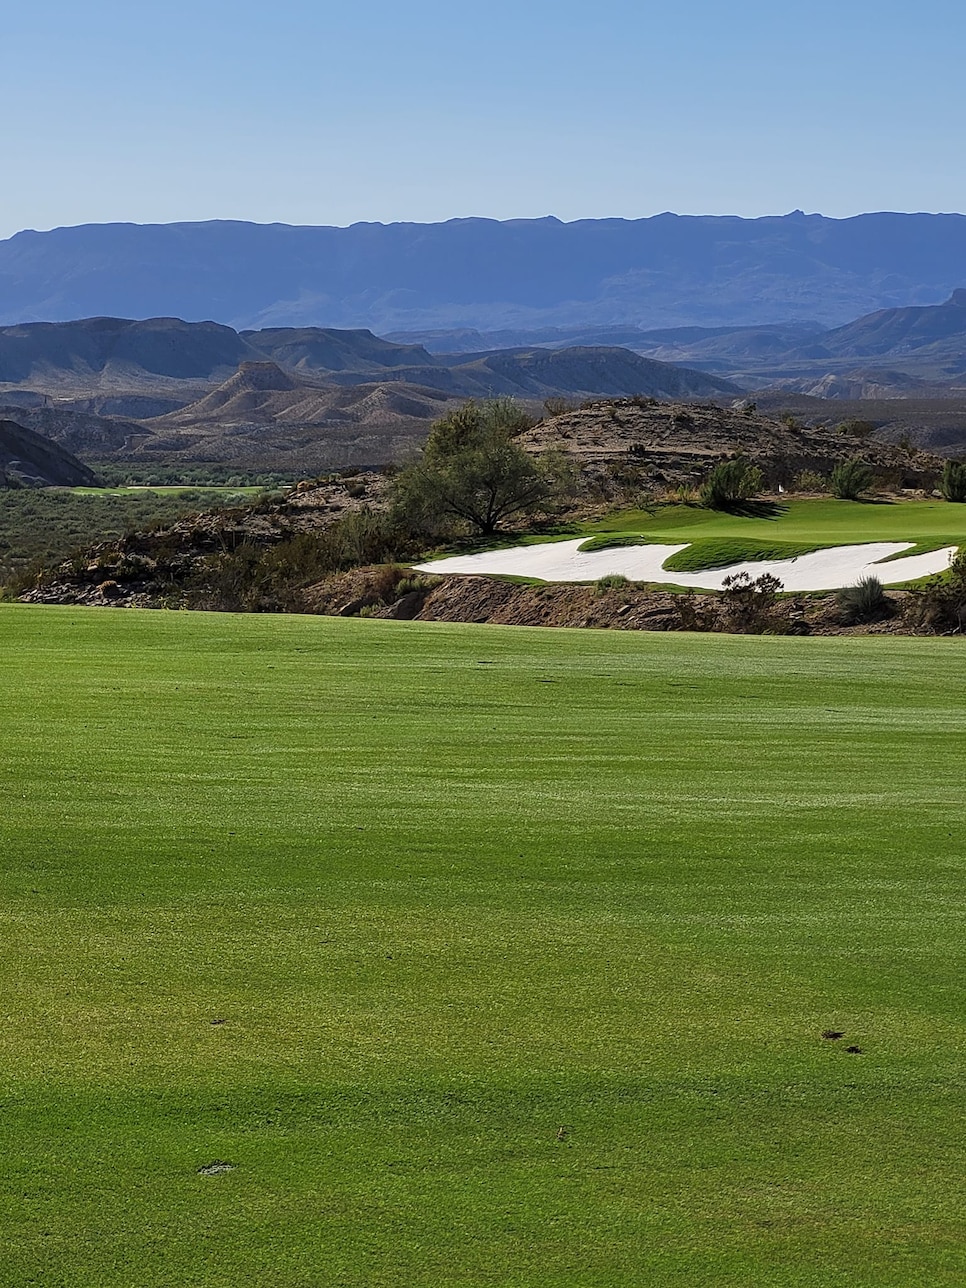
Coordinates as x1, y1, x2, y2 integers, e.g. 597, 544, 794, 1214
3, 213, 966, 331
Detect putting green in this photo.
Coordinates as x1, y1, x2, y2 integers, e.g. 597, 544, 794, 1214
1, 606, 963, 1286
582, 497, 966, 546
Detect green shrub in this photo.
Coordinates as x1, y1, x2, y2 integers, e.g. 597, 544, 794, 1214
831, 459, 874, 500
837, 576, 888, 623
699, 457, 764, 510
394, 575, 438, 597
595, 573, 630, 594
940, 460, 966, 503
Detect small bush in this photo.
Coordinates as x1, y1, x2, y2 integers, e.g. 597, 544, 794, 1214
904, 549, 966, 633
720, 571, 783, 634
940, 460, 966, 503
394, 575, 437, 597
837, 576, 888, 624
794, 469, 828, 493
699, 457, 764, 510
365, 564, 408, 603
831, 459, 874, 500
595, 573, 630, 594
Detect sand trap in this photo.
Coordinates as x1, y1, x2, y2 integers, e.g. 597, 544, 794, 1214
415, 539, 958, 592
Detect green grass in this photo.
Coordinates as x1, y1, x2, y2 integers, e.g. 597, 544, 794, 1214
582, 497, 966, 548
580, 533, 831, 572
573, 499, 966, 581
0, 489, 250, 587
1, 606, 964, 1286
65, 485, 260, 498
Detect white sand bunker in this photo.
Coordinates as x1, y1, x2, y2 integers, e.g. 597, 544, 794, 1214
415, 539, 957, 592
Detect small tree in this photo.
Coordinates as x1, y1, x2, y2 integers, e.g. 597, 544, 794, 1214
831, 458, 874, 500
392, 399, 572, 537
940, 459, 966, 503
699, 456, 763, 510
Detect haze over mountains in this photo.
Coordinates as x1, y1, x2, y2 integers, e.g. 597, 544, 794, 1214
4, 212, 966, 332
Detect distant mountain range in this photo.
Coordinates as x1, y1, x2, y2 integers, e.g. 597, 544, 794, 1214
0, 316, 738, 400
469, 292, 966, 395
0, 316, 738, 471
3, 212, 966, 332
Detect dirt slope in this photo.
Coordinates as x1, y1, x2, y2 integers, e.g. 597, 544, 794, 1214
0, 419, 98, 486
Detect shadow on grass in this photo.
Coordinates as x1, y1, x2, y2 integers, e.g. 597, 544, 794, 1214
715, 500, 788, 519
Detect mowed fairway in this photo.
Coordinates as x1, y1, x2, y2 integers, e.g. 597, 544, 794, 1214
1, 607, 964, 1287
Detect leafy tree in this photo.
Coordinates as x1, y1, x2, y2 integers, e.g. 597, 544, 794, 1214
699, 456, 763, 510
831, 458, 874, 500
393, 399, 575, 536
940, 459, 966, 503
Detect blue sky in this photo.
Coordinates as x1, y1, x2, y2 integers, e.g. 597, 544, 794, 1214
3, 0, 964, 237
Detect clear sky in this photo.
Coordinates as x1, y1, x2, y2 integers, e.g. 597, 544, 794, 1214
3, 0, 965, 239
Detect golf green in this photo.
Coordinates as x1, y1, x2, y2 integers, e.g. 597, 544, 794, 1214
1, 605, 963, 1286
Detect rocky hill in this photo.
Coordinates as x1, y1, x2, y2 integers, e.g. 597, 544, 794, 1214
3, 213, 966, 331
0, 419, 98, 487
520, 400, 943, 494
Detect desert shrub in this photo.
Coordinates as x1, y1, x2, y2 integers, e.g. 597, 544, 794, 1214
699, 457, 764, 510
595, 573, 630, 594
940, 460, 966, 503
543, 397, 577, 418
671, 484, 700, 504
394, 574, 438, 596
831, 458, 874, 500
837, 576, 888, 623
794, 469, 828, 493
720, 571, 783, 634
185, 509, 419, 612
904, 550, 966, 633
838, 419, 876, 439
365, 564, 408, 602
